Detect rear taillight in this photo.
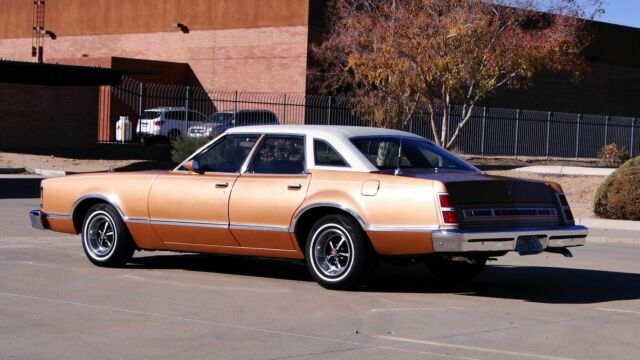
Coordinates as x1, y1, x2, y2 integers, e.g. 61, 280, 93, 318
438, 193, 458, 224
557, 193, 574, 222
153, 120, 165, 126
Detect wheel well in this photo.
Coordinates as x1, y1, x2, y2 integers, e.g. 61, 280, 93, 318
293, 206, 368, 254
72, 198, 109, 233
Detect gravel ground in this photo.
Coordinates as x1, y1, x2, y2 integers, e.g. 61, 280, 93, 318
488, 170, 606, 219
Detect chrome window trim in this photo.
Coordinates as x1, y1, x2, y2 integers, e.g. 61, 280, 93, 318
149, 219, 228, 229
312, 138, 351, 169
174, 132, 264, 172
230, 223, 290, 232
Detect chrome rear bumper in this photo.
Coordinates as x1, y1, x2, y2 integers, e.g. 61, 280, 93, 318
432, 225, 587, 253
29, 210, 48, 230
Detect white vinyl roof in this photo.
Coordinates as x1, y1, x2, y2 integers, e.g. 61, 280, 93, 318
225, 125, 427, 172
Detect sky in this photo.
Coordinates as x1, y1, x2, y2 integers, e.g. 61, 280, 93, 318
597, 0, 640, 29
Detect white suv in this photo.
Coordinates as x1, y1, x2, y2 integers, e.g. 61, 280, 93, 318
136, 107, 208, 141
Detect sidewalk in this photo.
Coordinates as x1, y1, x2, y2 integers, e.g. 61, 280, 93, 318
514, 166, 615, 176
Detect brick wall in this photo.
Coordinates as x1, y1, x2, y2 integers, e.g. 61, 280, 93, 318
0, 83, 98, 151
0, 26, 309, 93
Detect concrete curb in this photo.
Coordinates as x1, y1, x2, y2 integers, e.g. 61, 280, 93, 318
514, 166, 615, 176
578, 218, 640, 232
25, 168, 67, 177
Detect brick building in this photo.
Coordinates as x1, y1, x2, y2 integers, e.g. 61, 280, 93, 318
0, 0, 640, 151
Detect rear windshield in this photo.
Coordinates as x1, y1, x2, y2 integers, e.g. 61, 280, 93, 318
351, 137, 477, 172
141, 111, 161, 119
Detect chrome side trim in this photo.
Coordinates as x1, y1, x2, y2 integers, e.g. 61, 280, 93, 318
71, 193, 127, 220
46, 212, 71, 219
124, 217, 150, 224
149, 219, 228, 229
230, 223, 290, 232
290, 202, 438, 233
365, 225, 440, 232
290, 202, 368, 232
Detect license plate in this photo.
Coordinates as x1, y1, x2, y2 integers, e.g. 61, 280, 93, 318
516, 236, 543, 255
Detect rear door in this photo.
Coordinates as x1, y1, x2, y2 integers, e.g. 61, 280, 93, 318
229, 134, 310, 250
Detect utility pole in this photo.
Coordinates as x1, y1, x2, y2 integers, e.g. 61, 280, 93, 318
32, 0, 46, 63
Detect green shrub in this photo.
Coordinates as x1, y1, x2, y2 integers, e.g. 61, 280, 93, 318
598, 143, 630, 167
594, 156, 640, 220
170, 136, 210, 163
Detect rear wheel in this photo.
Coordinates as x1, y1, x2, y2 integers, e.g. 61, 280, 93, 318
425, 257, 486, 282
305, 214, 374, 290
81, 203, 134, 267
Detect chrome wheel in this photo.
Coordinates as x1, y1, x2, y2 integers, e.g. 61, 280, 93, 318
312, 224, 353, 278
84, 211, 116, 259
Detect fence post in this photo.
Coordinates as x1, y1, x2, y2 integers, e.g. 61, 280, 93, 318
631, 118, 636, 157
480, 107, 486, 157
604, 115, 610, 146
575, 114, 582, 159
233, 90, 238, 126
138, 82, 144, 115
326, 96, 332, 125
545, 112, 552, 158
514, 109, 520, 158
184, 86, 190, 130
282, 94, 287, 124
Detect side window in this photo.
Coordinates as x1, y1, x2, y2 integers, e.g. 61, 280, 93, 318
165, 111, 186, 121
314, 139, 348, 167
192, 135, 259, 173
248, 135, 305, 174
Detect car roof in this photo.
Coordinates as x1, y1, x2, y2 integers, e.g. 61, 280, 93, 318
225, 125, 425, 140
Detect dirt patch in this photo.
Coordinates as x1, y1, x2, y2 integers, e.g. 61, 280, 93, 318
0, 152, 175, 173
487, 170, 606, 219
464, 155, 606, 169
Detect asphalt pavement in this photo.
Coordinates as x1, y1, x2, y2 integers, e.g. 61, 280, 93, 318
1, 197, 639, 360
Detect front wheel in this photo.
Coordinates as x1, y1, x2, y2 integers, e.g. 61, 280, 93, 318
82, 203, 135, 267
424, 257, 486, 282
305, 214, 374, 290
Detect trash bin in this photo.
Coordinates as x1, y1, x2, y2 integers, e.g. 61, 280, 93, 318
115, 116, 132, 143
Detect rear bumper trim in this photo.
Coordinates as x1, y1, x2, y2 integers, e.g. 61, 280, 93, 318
432, 225, 588, 253
29, 210, 48, 230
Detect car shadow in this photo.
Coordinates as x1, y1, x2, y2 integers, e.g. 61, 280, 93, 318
128, 253, 313, 282
128, 253, 640, 304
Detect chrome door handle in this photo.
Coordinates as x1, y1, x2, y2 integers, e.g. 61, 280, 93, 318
215, 182, 229, 188
287, 184, 302, 190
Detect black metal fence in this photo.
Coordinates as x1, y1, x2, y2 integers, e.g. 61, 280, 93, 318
102, 77, 639, 159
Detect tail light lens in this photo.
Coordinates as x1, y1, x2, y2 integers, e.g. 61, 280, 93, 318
439, 194, 453, 208
558, 194, 569, 206
438, 193, 458, 224
442, 210, 458, 224
153, 120, 165, 126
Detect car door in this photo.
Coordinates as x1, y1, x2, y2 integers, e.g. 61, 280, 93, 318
148, 134, 260, 247
229, 134, 310, 250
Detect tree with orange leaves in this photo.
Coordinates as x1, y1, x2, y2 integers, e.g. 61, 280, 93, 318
312, 0, 604, 149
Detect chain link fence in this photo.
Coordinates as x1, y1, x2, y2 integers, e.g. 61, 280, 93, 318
100, 77, 639, 159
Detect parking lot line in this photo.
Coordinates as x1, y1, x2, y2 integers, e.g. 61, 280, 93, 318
0, 290, 480, 360
372, 335, 576, 360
